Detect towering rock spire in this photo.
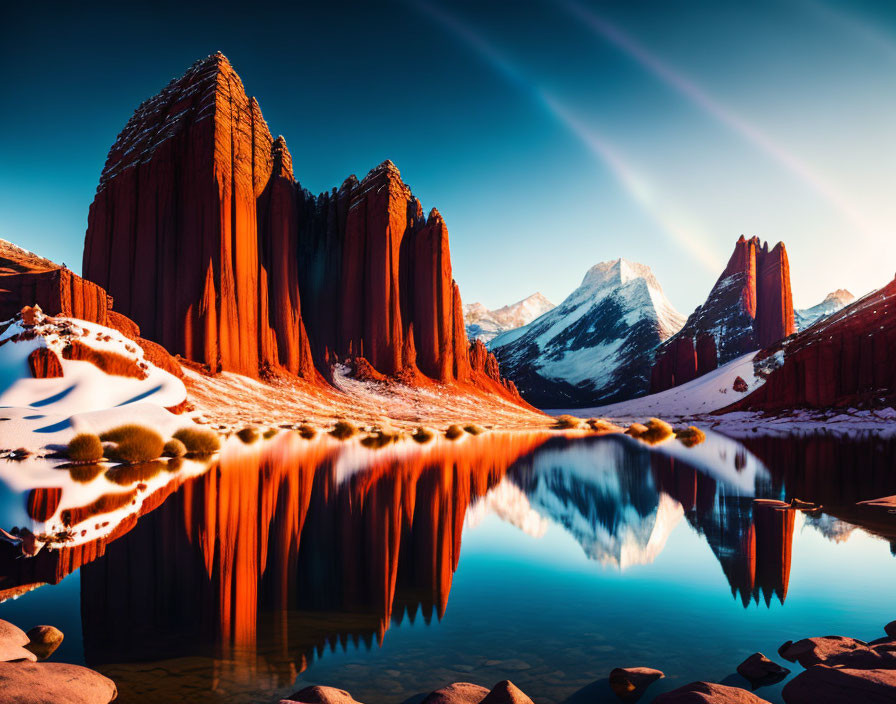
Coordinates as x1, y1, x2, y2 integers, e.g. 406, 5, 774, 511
83, 53, 522, 402
84, 52, 317, 379
651, 235, 795, 392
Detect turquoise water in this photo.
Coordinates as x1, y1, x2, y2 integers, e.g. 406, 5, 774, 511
0, 431, 893, 703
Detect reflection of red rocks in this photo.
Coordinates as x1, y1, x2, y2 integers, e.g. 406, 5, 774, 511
77, 432, 551, 690
650, 455, 795, 607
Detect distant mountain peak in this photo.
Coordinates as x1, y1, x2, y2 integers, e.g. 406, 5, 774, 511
464, 293, 556, 343
490, 258, 685, 407
796, 288, 855, 331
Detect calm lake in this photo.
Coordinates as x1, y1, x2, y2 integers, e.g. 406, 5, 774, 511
0, 429, 894, 703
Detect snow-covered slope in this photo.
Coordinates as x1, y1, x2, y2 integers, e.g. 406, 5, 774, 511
490, 259, 684, 408
0, 311, 188, 452
795, 289, 854, 330
552, 351, 762, 421
464, 293, 555, 342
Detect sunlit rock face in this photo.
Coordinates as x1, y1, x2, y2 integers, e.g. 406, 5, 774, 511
82, 53, 521, 401
651, 236, 795, 392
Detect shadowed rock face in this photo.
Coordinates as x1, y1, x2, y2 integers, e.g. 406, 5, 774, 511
728, 276, 896, 410
651, 236, 794, 392
82, 53, 519, 400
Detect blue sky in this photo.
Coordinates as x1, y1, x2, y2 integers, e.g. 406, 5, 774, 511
2, 0, 896, 314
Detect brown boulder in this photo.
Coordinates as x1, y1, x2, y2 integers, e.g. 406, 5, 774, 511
781, 665, 896, 704
480, 680, 533, 704
732, 376, 748, 393
884, 620, 896, 639
778, 636, 882, 668
653, 681, 772, 703
421, 682, 490, 704
736, 652, 789, 685
0, 620, 36, 663
0, 660, 116, 703
23, 626, 63, 660
609, 666, 664, 700
283, 685, 364, 704
26, 348, 62, 378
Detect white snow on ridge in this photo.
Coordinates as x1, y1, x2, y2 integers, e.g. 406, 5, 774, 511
0, 315, 188, 451
551, 351, 761, 420
464, 293, 556, 343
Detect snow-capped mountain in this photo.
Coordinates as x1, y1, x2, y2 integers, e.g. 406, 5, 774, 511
489, 259, 684, 407
464, 293, 555, 342
795, 289, 854, 331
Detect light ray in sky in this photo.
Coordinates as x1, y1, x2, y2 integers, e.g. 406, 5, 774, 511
561, 0, 886, 244
412, 0, 722, 273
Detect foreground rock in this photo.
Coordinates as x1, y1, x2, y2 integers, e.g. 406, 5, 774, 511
421, 682, 490, 704
24, 625, 64, 660
282, 686, 363, 704
653, 681, 772, 703
0, 661, 117, 704
284, 681, 533, 704
736, 652, 789, 687
608, 666, 664, 700
0, 620, 36, 663
778, 635, 895, 669
782, 665, 896, 703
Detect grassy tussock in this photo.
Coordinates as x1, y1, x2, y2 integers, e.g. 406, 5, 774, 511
297, 424, 317, 440
675, 425, 706, 447
236, 426, 259, 444
625, 422, 649, 438
360, 431, 401, 449
553, 415, 582, 430
587, 418, 616, 433
67, 433, 103, 463
630, 418, 674, 445
262, 428, 279, 440
163, 438, 187, 458
463, 424, 486, 436
172, 427, 221, 455
412, 427, 434, 444
330, 420, 358, 440
444, 424, 465, 440
100, 424, 164, 464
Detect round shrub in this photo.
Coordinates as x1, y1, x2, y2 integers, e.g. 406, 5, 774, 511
297, 424, 317, 440
463, 424, 486, 436
163, 438, 187, 458
172, 427, 221, 455
100, 424, 164, 464
236, 426, 259, 444
67, 433, 103, 463
330, 420, 357, 440
444, 424, 464, 440
412, 427, 434, 444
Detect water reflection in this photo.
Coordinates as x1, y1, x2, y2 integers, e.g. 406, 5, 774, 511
0, 430, 895, 702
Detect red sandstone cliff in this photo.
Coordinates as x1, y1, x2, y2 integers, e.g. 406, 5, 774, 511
726, 276, 896, 410
651, 236, 794, 392
82, 53, 521, 401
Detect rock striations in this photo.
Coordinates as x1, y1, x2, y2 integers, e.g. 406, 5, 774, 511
729, 276, 896, 410
651, 236, 794, 392
82, 53, 520, 401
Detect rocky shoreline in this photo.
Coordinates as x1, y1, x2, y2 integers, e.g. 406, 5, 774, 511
2, 617, 894, 703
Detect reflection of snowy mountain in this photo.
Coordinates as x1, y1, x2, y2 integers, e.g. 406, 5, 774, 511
465, 480, 549, 538
509, 439, 683, 568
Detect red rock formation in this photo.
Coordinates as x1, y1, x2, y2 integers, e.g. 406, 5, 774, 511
728, 277, 896, 410
27, 348, 63, 378
83, 53, 317, 381
0, 269, 110, 323
651, 236, 794, 392
82, 53, 521, 402
26, 488, 62, 522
